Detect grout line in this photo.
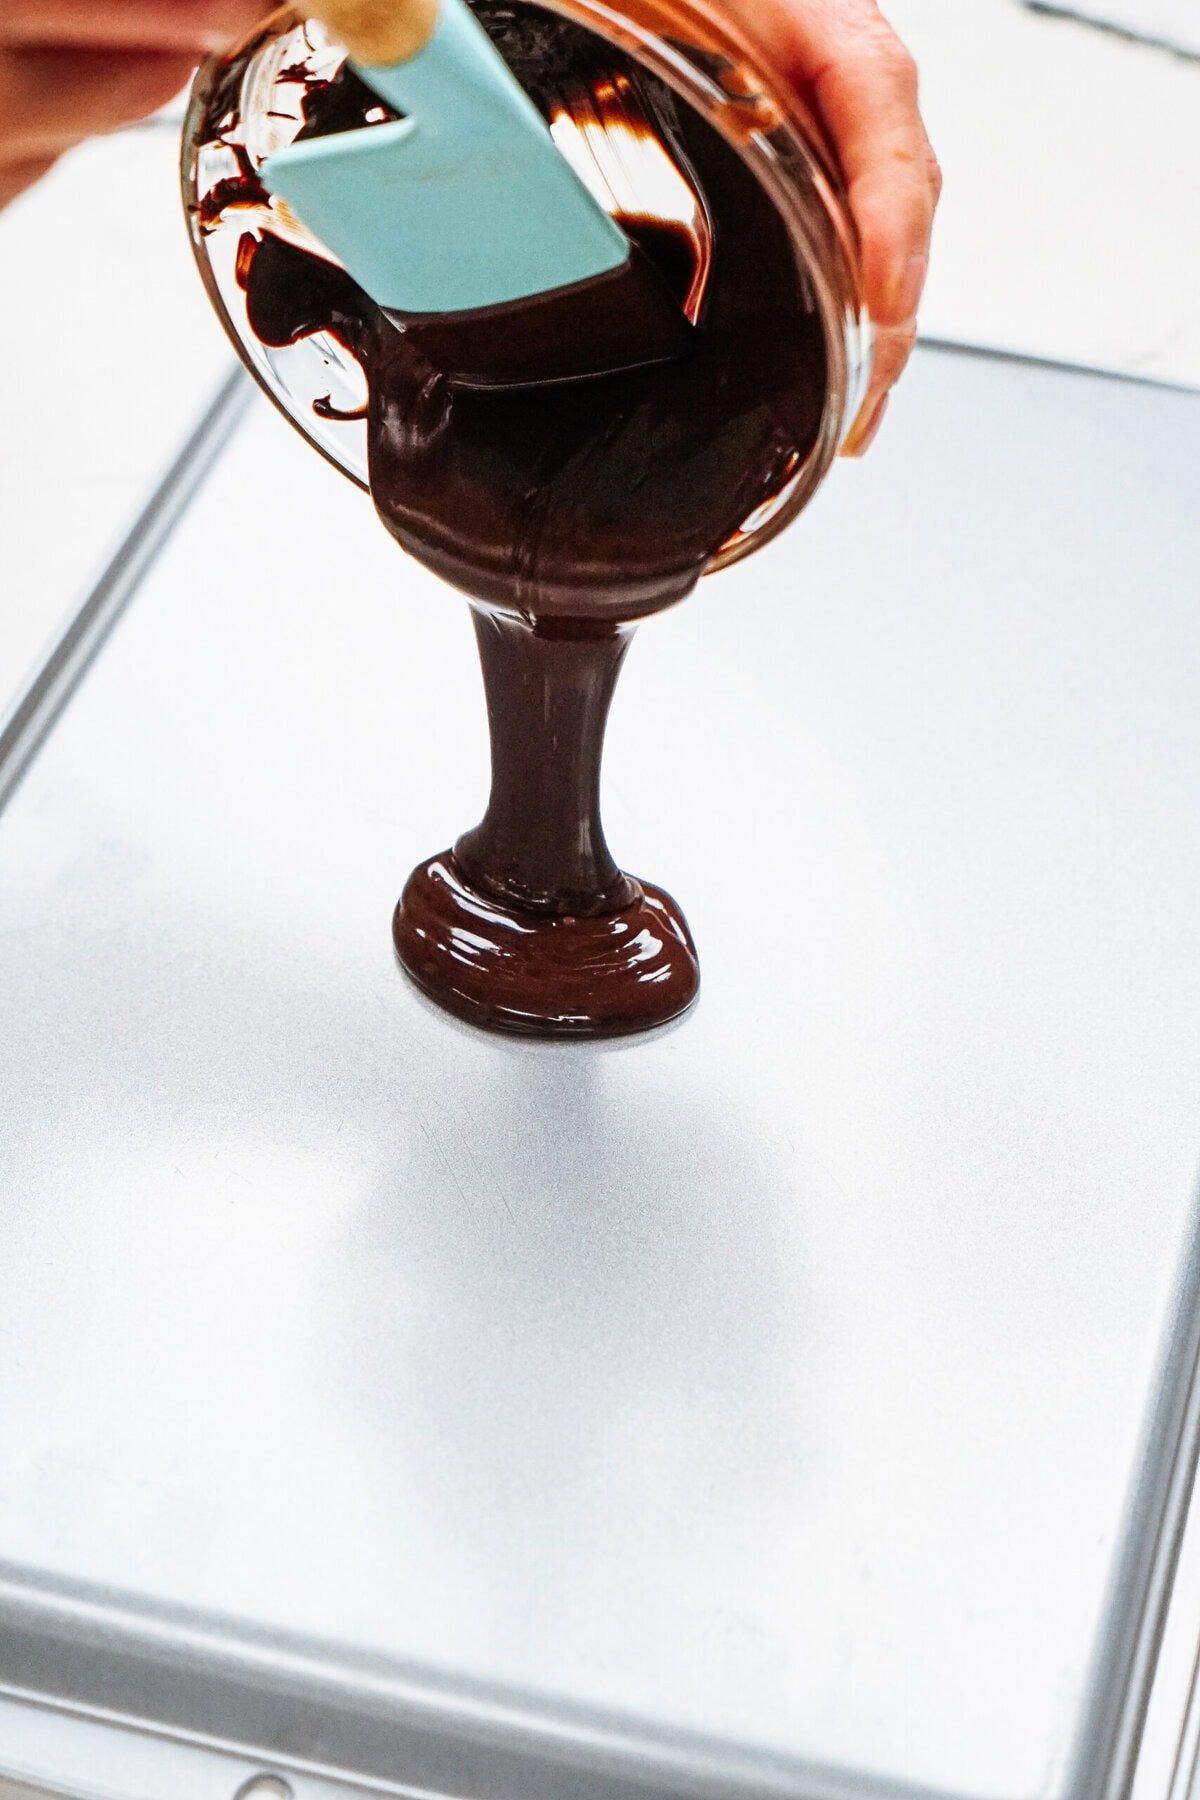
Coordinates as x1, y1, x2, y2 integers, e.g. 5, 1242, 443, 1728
0, 366, 252, 819
918, 333, 1200, 397
1022, 2, 1200, 62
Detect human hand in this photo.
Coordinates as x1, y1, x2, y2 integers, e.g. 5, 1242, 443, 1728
721, 0, 941, 455
0, 1, 264, 211
3, 0, 939, 452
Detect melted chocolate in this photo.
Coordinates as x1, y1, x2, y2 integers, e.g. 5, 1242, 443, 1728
198, 2, 827, 1036
397, 853, 698, 1037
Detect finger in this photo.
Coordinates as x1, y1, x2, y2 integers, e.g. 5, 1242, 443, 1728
842, 390, 888, 459
0, 45, 199, 154
842, 316, 917, 453
745, 0, 940, 328
0, 151, 60, 211
842, 314, 915, 453
811, 25, 939, 328
866, 315, 918, 398
0, 0, 261, 53
739, 1, 939, 456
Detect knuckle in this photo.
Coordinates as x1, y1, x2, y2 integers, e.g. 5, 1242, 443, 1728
891, 41, 920, 87
866, 20, 918, 86
830, 13, 918, 87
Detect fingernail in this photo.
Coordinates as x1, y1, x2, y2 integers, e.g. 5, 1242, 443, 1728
842, 393, 889, 459
889, 253, 927, 324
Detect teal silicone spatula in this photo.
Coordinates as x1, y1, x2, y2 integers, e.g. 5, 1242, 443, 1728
261, 0, 693, 388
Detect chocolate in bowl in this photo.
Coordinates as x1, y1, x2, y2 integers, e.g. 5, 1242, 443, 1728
183, 1, 869, 1034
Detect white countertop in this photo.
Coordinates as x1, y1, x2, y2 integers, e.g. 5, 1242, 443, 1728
0, 124, 234, 710
889, 0, 1200, 389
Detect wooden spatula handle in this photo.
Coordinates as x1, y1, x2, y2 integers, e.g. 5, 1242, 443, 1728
310, 0, 441, 66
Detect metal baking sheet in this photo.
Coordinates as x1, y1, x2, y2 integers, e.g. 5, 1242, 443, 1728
2, 346, 1200, 1800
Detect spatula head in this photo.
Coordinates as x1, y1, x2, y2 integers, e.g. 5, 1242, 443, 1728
262, 0, 633, 316
263, 112, 637, 319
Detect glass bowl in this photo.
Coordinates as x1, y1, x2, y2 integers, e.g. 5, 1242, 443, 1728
182, 0, 870, 577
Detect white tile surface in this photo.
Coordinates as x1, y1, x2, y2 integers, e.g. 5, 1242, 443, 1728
0, 126, 235, 712
889, 0, 1200, 387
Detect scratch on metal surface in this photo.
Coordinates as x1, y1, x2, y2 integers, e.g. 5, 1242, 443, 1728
413, 1104, 477, 1220
445, 1101, 517, 1226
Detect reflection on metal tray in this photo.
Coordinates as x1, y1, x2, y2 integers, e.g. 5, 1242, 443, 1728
2, 347, 1200, 1800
